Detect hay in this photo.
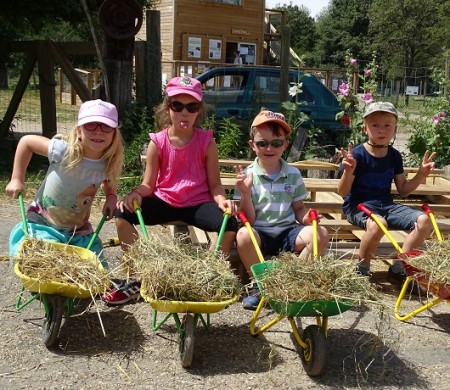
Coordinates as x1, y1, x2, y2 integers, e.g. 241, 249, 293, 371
256, 252, 379, 304
404, 240, 450, 286
123, 234, 241, 302
17, 238, 110, 293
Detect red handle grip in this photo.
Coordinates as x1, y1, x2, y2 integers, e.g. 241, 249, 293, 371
308, 209, 318, 221
421, 203, 432, 215
237, 211, 249, 224
357, 203, 373, 216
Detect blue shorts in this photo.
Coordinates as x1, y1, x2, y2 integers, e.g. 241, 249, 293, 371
256, 225, 304, 256
9, 221, 106, 268
347, 200, 422, 231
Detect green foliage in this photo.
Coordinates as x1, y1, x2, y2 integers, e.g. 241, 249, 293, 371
336, 50, 379, 145
211, 117, 249, 160
118, 101, 156, 194
406, 68, 450, 167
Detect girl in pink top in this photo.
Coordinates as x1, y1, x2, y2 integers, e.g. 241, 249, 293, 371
105, 77, 238, 305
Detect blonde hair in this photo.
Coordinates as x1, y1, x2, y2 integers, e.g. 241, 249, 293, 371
154, 95, 205, 130
62, 124, 124, 187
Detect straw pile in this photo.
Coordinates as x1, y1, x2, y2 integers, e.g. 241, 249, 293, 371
17, 238, 110, 292
404, 240, 450, 286
123, 234, 241, 302
257, 253, 379, 304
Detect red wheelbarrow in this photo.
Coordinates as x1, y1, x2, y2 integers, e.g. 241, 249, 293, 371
357, 202, 450, 322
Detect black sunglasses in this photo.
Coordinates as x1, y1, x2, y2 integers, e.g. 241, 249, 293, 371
83, 122, 115, 133
169, 101, 201, 113
254, 139, 286, 148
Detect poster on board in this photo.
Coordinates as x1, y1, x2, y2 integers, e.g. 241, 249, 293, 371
188, 37, 201, 58
209, 39, 222, 60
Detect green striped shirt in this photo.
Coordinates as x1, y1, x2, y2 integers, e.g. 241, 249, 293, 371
234, 158, 308, 237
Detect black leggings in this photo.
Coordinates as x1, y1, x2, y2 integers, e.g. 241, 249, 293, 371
114, 195, 238, 233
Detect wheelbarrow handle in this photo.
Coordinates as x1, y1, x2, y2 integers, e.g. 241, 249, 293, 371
237, 211, 265, 263
214, 208, 230, 255
86, 211, 109, 251
421, 203, 443, 242
18, 192, 29, 236
133, 199, 149, 239
357, 203, 404, 254
308, 209, 319, 258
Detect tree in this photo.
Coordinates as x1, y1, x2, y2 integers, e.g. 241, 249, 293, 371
369, 0, 443, 80
275, 3, 318, 65
315, 0, 372, 67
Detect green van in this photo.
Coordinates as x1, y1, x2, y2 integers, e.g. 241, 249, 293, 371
196, 66, 350, 157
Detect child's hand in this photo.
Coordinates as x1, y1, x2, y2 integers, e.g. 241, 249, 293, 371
103, 196, 117, 220
218, 199, 238, 216
118, 190, 141, 213
341, 143, 356, 173
419, 150, 436, 176
5, 179, 26, 199
234, 165, 253, 194
302, 209, 323, 225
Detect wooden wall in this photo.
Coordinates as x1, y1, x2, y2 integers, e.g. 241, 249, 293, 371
139, 0, 266, 79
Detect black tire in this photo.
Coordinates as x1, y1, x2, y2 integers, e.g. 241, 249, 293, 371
179, 314, 195, 368
42, 295, 64, 348
299, 325, 328, 376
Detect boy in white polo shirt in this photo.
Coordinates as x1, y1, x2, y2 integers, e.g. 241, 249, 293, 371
234, 110, 329, 310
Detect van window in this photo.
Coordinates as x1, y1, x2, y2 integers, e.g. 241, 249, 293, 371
254, 75, 280, 106
202, 73, 245, 104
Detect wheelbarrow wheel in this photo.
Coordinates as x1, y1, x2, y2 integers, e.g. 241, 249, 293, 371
179, 314, 195, 368
42, 295, 64, 348
300, 325, 327, 376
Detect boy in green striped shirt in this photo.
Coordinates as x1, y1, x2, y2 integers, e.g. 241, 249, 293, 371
234, 110, 329, 310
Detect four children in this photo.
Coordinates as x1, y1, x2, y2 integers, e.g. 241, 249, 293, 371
7, 83, 436, 308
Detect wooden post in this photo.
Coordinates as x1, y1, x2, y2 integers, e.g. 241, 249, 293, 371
37, 41, 57, 138
146, 10, 162, 109
279, 10, 290, 104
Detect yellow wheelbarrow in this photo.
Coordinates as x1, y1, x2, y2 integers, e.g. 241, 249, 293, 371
357, 202, 450, 322
238, 210, 351, 376
133, 201, 239, 368
14, 193, 110, 348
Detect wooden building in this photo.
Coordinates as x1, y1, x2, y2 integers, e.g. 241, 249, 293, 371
136, 0, 276, 80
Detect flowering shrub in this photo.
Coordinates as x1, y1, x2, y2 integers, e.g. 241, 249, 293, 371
407, 68, 450, 167
336, 50, 379, 145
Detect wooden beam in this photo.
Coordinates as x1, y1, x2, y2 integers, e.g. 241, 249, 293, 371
51, 42, 91, 102
0, 49, 37, 140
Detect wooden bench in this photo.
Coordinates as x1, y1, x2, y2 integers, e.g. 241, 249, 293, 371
138, 156, 450, 261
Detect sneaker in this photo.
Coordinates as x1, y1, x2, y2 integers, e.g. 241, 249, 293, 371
355, 267, 372, 277
388, 266, 407, 284
102, 279, 141, 305
242, 286, 261, 311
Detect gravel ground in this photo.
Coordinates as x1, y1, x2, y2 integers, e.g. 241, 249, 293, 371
1, 199, 450, 390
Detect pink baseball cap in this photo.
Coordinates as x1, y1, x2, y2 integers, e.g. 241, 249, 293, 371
165, 76, 203, 101
78, 99, 118, 128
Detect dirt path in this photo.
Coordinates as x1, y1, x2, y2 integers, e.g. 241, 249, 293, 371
1, 201, 450, 389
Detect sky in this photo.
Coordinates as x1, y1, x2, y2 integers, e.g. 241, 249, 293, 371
265, 0, 331, 18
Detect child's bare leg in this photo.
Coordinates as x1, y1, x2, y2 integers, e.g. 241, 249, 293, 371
115, 217, 139, 251
401, 214, 432, 254
295, 226, 329, 259
214, 231, 236, 255
236, 227, 261, 278
358, 218, 386, 267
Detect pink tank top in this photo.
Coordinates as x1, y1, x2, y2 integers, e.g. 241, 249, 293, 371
150, 128, 214, 207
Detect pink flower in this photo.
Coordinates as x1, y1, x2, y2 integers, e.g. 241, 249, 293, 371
362, 93, 374, 104
339, 82, 350, 96
350, 58, 357, 65
364, 69, 372, 77
440, 111, 447, 118
432, 114, 440, 125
